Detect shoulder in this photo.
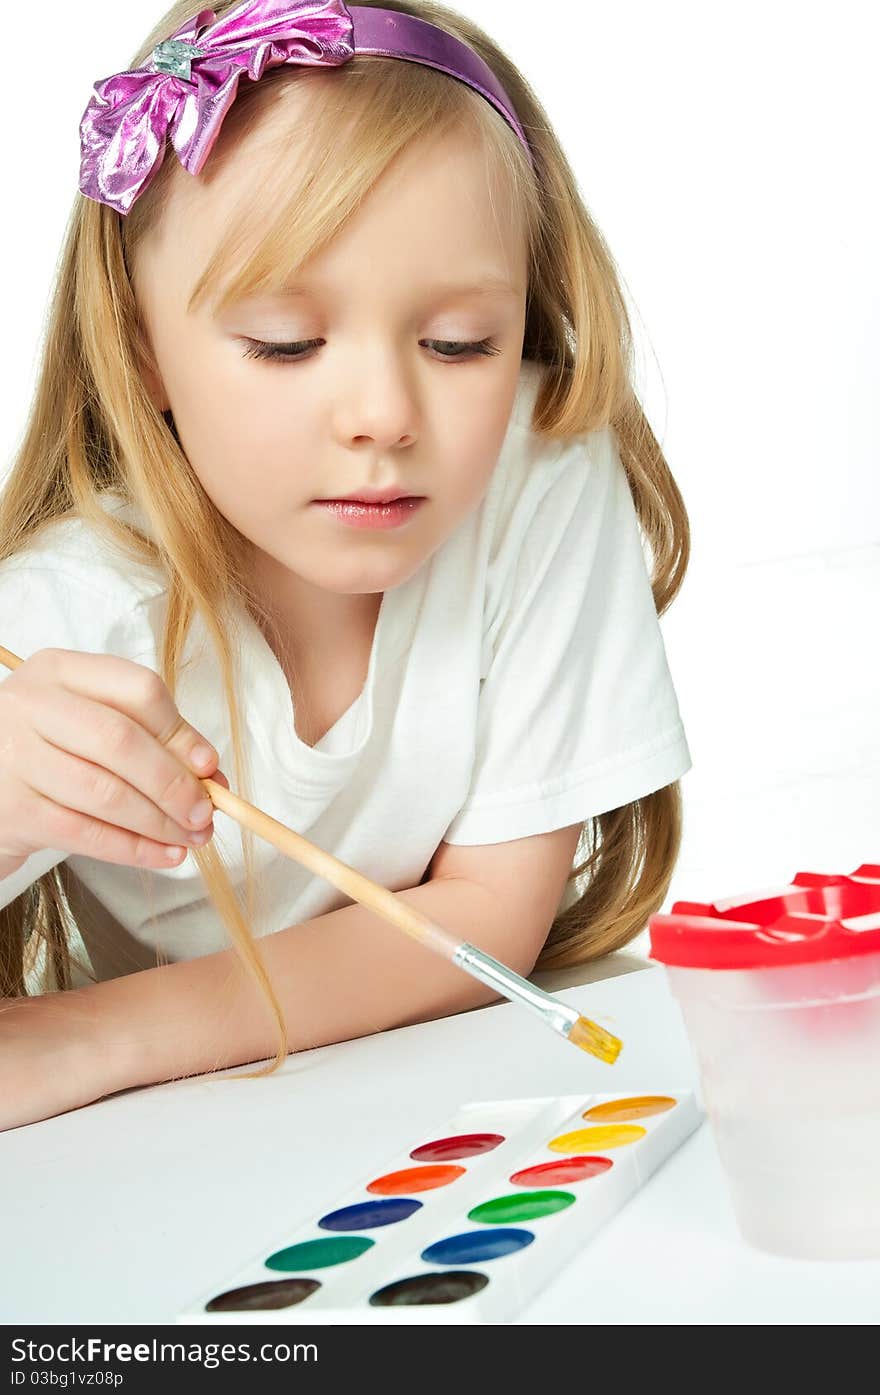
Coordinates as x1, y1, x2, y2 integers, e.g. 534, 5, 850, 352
0, 492, 167, 609
489, 362, 620, 543
482, 363, 621, 624
0, 494, 167, 666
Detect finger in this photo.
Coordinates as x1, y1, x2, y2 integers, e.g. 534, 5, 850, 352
17, 730, 213, 854
29, 649, 218, 833
23, 782, 194, 870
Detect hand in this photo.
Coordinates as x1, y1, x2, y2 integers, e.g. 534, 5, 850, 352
0, 647, 227, 877
0, 990, 126, 1132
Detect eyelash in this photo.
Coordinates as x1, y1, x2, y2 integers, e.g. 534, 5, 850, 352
241, 337, 502, 364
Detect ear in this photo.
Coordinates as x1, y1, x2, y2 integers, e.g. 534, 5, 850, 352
139, 354, 171, 415
132, 320, 170, 414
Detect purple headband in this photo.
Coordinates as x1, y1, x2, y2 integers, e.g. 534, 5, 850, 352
79, 0, 534, 216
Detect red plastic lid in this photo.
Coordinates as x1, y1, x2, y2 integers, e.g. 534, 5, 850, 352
648, 864, 880, 969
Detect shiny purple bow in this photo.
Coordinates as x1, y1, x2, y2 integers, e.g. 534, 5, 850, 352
79, 0, 356, 216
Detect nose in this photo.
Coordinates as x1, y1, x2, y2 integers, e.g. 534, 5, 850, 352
335, 354, 420, 451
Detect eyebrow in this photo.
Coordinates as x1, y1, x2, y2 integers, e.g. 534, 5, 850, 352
265, 275, 521, 300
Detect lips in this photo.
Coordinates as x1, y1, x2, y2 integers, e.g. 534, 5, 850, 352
315, 489, 422, 504
313, 496, 426, 530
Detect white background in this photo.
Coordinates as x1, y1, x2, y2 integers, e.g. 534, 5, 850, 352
2, 1, 879, 916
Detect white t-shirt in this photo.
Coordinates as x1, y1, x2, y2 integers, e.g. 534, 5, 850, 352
0, 360, 691, 980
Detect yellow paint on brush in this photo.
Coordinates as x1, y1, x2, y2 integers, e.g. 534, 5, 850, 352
567, 1016, 622, 1064
583, 1095, 676, 1122
548, 1124, 646, 1152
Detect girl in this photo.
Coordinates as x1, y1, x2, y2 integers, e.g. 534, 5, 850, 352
0, 0, 691, 1131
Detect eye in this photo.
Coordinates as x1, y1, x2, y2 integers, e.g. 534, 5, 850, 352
241, 337, 501, 363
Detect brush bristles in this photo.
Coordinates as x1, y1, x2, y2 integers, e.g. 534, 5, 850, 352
567, 1015, 622, 1064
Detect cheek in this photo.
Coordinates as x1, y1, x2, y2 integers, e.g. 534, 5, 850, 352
166, 345, 315, 501
447, 393, 517, 507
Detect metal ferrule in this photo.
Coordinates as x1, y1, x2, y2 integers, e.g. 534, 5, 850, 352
452, 942, 580, 1037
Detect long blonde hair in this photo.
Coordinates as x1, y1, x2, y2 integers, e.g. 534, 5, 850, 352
0, 0, 689, 1069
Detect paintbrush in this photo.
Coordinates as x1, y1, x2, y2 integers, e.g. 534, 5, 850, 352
0, 642, 622, 1064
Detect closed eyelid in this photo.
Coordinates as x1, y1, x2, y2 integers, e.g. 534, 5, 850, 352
241, 336, 502, 362
221, 284, 522, 330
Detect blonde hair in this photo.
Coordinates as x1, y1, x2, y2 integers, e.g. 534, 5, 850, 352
0, 0, 688, 1069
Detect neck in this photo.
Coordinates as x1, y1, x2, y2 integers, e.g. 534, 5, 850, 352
247, 554, 383, 667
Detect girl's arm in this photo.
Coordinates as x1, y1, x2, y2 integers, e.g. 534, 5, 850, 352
1, 823, 582, 1130
94, 874, 533, 1085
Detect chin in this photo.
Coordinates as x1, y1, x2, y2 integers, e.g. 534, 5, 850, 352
329, 560, 421, 595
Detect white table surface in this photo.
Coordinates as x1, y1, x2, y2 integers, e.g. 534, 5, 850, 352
4, 965, 879, 1325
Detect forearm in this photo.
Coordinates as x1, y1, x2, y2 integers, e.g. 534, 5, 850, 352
79, 877, 532, 1090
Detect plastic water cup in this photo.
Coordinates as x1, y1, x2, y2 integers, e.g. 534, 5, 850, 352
649, 867, 880, 1260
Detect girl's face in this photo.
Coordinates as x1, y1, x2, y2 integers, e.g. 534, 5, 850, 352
133, 86, 528, 604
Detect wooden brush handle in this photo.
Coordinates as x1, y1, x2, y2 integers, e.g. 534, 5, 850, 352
200, 777, 458, 958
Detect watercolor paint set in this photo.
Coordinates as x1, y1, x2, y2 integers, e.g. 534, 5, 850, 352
181, 1090, 702, 1324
